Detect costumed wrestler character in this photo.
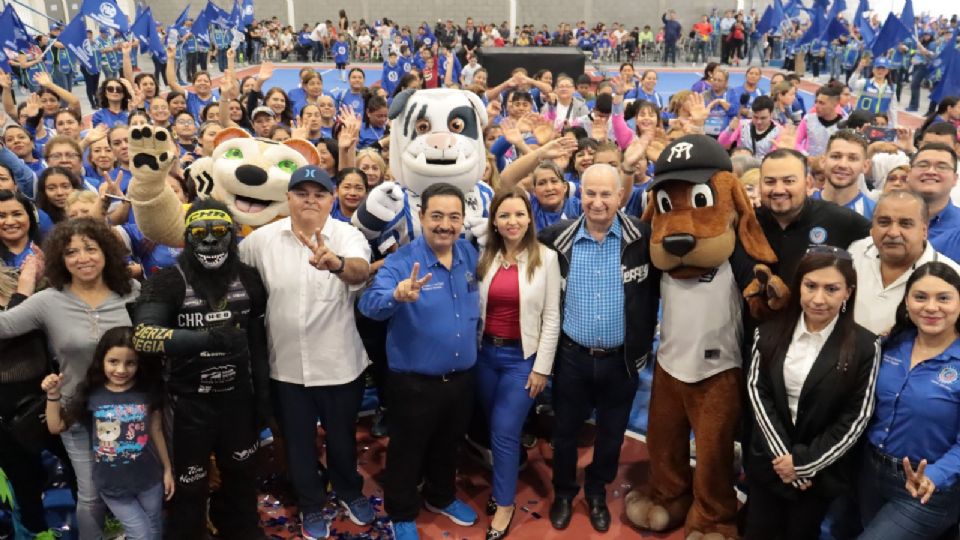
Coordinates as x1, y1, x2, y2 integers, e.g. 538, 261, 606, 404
352, 88, 493, 251
132, 199, 271, 540
625, 135, 788, 540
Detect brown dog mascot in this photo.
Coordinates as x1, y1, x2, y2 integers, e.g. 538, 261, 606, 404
625, 135, 788, 540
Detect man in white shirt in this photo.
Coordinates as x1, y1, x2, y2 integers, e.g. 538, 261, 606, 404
239, 165, 374, 539
850, 190, 960, 335
310, 21, 329, 61
460, 54, 481, 86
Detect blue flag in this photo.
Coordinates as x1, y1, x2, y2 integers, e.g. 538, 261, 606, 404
0, 47, 9, 73
131, 7, 166, 62
203, 1, 230, 27
0, 4, 35, 52
871, 12, 912, 56
192, 8, 211, 47
241, 0, 253, 26
80, 0, 129, 33
799, 7, 827, 45
900, 0, 916, 37
173, 4, 191, 32
228, 0, 242, 30
931, 43, 960, 103
822, 18, 850, 41
827, 0, 846, 19
756, 6, 774, 34
784, 0, 802, 18
57, 14, 96, 72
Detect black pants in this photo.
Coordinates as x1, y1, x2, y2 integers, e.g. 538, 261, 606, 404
744, 479, 832, 540
80, 66, 100, 109
721, 37, 731, 64
186, 52, 200, 83
552, 336, 639, 500
385, 369, 474, 521
168, 392, 260, 540
0, 379, 64, 534
355, 306, 389, 409
273, 377, 365, 512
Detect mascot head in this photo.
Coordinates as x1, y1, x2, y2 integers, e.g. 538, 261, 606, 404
205, 128, 321, 227
642, 134, 776, 279
179, 199, 240, 304
387, 88, 488, 196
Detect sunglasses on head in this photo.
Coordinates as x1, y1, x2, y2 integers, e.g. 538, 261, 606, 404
805, 244, 852, 261
187, 223, 231, 241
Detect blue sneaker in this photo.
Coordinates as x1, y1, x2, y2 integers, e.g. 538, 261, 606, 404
340, 495, 376, 525
300, 511, 330, 539
424, 499, 478, 526
392, 520, 420, 540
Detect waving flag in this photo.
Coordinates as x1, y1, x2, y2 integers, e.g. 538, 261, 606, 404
228, 0, 242, 30
799, 6, 827, 45
57, 14, 96, 71
931, 42, 960, 103
130, 7, 166, 62
203, 1, 231, 27
827, 0, 846, 20
784, 0, 802, 18
854, 0, 874, 44
0, 4, 35, 52
80, 0, 129, 33
871, 12, 912, 57
822, 18, 850, 41
173, 4, 191, 32
241, 0, 253, 26
192, 8, 211, 47
756, 6, 774, 34
900, 0, 916, 36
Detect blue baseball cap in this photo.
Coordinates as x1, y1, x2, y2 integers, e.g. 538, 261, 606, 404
874, 57, 892, 69
288, 165, 335, 192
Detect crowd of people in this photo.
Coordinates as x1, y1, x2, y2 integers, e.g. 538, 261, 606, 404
3, 4, 960, 540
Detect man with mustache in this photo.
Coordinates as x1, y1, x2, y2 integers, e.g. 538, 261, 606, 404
359, 182, 481, 540
850, 190, 960, 335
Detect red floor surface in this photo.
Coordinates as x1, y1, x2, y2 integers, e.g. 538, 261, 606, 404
255, 418, 686, 539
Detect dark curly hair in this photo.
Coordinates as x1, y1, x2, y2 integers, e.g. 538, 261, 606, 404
97, 77, 131, 110
42, 218, 133, 296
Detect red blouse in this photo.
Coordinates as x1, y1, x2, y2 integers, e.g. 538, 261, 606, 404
484, 264, 521, 340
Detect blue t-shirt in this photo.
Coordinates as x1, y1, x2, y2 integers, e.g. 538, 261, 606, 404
88, 386, 162, 498
381, 61, 404, 96
91, 109, 130, 129
120, 223, 181, 277
530, 195, 581, 231
336, 90, 366, 117
185, 90, 219, 122
333, 40, 350, 64
811, 190, 876, 220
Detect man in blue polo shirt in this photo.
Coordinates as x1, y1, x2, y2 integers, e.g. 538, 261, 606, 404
908, 143, 960, 260
358, 182, 480, 540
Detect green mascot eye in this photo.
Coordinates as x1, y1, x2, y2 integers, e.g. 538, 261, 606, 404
225, 148, 243, 159
277, 159, 297, 173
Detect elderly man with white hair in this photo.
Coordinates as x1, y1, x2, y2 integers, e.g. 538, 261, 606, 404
538, 164, 661, 533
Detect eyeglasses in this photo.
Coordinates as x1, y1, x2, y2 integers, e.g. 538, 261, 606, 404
913, 161, 954, 173
48, 152, 81, 160
805, 244, 852, 261
105, 86, 124, 93
176, 119, 196, 125
187, 223, 231, 241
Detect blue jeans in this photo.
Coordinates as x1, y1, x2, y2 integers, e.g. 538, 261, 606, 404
100, 482, 164, 540
61, 423, 106, 539
694, 41, 709, 64
859, 447, 960, 539
476, 340, 535, 506
663, 41, 677, 65
748, 39, 765, 66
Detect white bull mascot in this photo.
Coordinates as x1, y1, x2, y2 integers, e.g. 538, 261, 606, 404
353, 88, 493, 250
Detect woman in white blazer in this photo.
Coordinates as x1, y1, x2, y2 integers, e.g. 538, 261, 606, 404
477, 186, 562, 540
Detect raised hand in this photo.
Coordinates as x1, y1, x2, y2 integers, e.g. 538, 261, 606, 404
538, 135, 579, 161
258, 62, 275, 82
623, 136, 649, 170
499, 118, 523, 146
393, 262, 433, 302
687, 92, 709, 126
40, 373, 64, 397
99, 169, 125, 198
591, 114, 608, 141
516, 112, 539, 133
22, 93, 41, 118
338, 109, 361, 149
33, 71, 53, 88
225, 47, 236, 62
17, 253, 42, 296
531, 114, 557, 144
904, 458, 936, 504
290, 117, 309, 140
486, 99, 502, 123
0, 70, 12, 89
295, 228, 343, 271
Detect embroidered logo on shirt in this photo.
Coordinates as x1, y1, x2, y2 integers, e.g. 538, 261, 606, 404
938, 366, 958, 385
809, 227, 827, 244
622, 263, 649, 284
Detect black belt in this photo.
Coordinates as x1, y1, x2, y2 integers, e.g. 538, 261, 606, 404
483, 334, 522, 347
869, 445, 904, 470
561, 334, 623, 358
402, 369, 471, 383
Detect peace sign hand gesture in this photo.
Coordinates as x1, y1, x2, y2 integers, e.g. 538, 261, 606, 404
295, 228, 342, 272
393, 262, 433, 302
904, 457, 937, 504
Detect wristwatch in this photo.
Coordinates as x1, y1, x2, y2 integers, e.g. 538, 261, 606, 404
331, 255, 346, 274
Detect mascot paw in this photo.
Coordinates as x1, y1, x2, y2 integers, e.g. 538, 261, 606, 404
744, 264, 790, 320
624, 491, 672, 531
365, 181, 406, 224
464, 215, 488, 247
130, 126, 176, 179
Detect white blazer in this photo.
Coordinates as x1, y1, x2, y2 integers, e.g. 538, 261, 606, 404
479, 244, 562, 375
